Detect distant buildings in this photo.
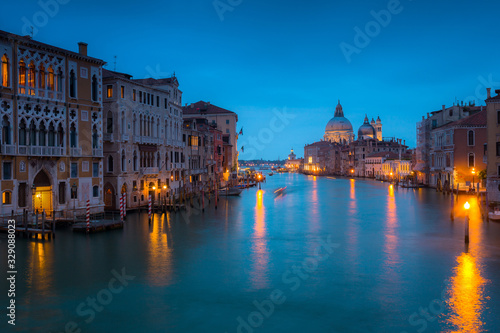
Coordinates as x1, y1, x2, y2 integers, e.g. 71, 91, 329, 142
284, 148, 303, 171
183, 101, 239, 182
303, 101, 409, 178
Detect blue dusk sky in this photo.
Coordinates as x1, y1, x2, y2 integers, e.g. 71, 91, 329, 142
2, 0, 500, 160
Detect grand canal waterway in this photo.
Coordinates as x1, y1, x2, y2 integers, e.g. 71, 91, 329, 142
3, 173, 500, 332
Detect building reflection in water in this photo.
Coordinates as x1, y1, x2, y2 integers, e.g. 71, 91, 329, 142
445, 252, 486, 333
346, 178, 359, 274
25, 242, 54, 301
250, 189, 269, 289
147, 214, 174, 287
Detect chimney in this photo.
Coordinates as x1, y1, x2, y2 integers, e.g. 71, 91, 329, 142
78, 42, 88, 56
496, 89, 500, 95
442, 105, 445, 112
487, 88, 491, 99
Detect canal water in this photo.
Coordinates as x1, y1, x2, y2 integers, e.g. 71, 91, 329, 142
2, 173, 500, 332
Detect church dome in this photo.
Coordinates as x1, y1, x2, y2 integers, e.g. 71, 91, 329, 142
358, 115, 376, 139
325, 116, 353, 132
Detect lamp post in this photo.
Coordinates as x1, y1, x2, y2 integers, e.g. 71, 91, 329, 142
464, 201, 470, 244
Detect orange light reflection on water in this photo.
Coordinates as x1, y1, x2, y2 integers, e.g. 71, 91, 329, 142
147, 214, 173, 287
250, 189, 269, 289
445, 252, 487, 333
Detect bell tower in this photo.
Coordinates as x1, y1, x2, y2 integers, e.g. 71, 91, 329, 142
375, 116, 382, 141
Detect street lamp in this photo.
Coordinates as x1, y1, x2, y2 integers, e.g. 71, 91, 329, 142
464, 201, 470, 244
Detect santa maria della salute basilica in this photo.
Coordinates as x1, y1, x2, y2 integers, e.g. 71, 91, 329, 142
323, 101, 382, 144
301, 100, 410, 178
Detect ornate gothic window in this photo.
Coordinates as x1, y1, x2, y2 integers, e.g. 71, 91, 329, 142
2, 54, 9, 87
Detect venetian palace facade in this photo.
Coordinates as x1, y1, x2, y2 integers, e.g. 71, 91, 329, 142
0, 30, 105, 216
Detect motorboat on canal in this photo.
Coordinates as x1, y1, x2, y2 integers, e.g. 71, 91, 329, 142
488, 208, 500, 221
218, 187, 243, 196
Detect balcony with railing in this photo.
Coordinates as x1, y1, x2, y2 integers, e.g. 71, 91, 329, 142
141, 167, 159, 175
103, 133, 113, 142
17, 145, 64, 156
93, 148, 103, 157
70, 147, 82, 157
121, 134, 129, 142
0, 144, 16, 155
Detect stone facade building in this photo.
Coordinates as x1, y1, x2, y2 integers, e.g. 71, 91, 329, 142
102, 69, 185, 210
0, 30, 105, 216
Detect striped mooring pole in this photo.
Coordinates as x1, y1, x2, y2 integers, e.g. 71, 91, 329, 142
122, 192, 126, 219
86, 199, 90, 233
148, 195, 152, 224
119, 195, 124, 223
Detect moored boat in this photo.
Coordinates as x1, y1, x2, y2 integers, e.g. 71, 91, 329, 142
218, 187, 243, 196
488, 209, 500, 221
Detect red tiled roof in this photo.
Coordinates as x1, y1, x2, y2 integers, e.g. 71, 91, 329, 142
440, 109, 486, 129
183, 101, 236, 115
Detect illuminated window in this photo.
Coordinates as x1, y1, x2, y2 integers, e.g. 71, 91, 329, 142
38, 64, 46, 89
1, 54, 9, 87
133, 89, 136, 101
47, 66, 54, 91
28, 62, 36, 95
107, 85, 113, 98
2, 191, 12, 204
121, 86, 125, 98
308, 157, 312, 164
18, 60, 26, 92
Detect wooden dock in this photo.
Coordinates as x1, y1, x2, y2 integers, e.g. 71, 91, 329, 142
72, 219, 124, 233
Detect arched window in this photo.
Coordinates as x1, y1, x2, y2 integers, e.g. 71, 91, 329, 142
468, 153, 475, 168
70, 123, 77, 148
92, 125, 98, 148
156, 119, 159, 138
157, 152, 160, 168
2, 116, 11, 145
69, 69, 76, 97
91, 75, 98, 101
56, 69, 63, 92
108, 155, 114, 172
2, 191, 12, 205
139, 115, 143, 136
45, 66, 53, 92
107, 111, 113, 134
28, 62, 36, 95
1, 54, 9, 87
18, 60, 26, 93
151, 118, 155, 137
93, 185, 99, 198
133, 114, 137, 136
29, 120, 36, 146
19, 119, 26, 146
38, 64, 46, 90
57, 123, 64, 147
38, 122, 46, 146
468, 130, 475, 146
48, 122, 55, 147
121, 151, 126, 172
133, 151, 137, 171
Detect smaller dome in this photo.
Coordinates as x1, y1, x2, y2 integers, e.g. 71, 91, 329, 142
358, 114, 376, 139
